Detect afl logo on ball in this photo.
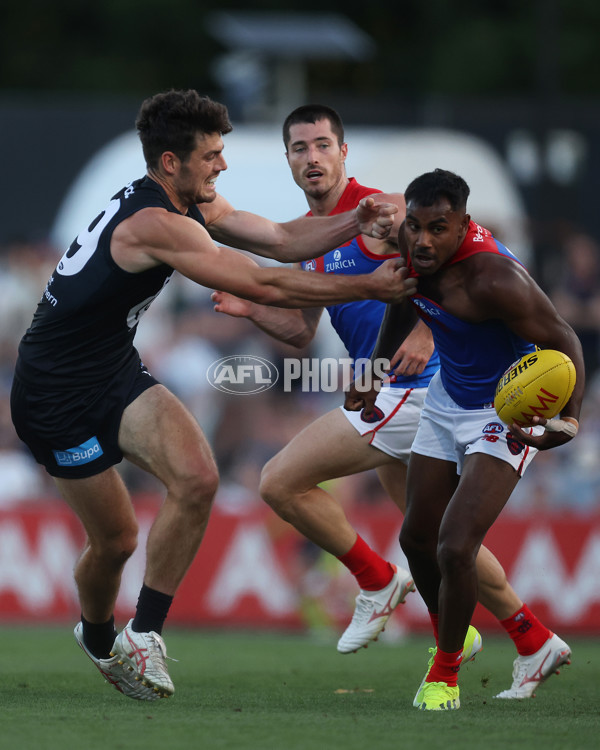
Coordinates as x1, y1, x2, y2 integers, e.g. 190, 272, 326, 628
207, 355, 279, 395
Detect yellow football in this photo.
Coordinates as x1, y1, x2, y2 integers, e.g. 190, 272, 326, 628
494, 349, 576, 427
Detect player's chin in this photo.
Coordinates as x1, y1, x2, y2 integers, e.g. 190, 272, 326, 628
199, 186, 217, 203
411, 259, 438, 275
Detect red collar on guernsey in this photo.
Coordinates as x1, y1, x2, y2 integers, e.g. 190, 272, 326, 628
306, 177, 382, 217
447, 221, 495, 264
407, 220, 495, 277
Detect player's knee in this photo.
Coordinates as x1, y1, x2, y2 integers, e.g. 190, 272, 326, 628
259, 459, 294, 513
399, 524, 419, 559
436, 535, 473, 575
166, 446, 219, 501
115, 530, 138, 565
174, 464, 219, 509
92, 522, 139, 570
400, 523, 436, 563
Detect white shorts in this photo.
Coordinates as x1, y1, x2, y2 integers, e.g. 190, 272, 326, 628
341, 386, 427, 463
411, 371, 541, 476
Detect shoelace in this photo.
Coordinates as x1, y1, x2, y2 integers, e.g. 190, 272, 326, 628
149, 633, 179, 662
511, 657, 527, 683
351, 594, 374, 623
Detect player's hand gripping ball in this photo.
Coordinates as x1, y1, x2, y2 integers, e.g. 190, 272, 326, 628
494, 349, 576, 427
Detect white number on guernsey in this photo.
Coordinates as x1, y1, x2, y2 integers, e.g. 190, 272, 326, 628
126, 276, 172, 329
56, 199, 120, 276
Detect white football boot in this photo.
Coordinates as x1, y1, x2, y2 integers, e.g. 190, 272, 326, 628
110, 619, 175, 698
74, 621, 161, 701
337, 564, 415, 654
494, 633, 571, 699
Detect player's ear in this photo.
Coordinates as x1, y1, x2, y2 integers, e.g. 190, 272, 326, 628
161, 151, 179, 175
459, 212, 470, 240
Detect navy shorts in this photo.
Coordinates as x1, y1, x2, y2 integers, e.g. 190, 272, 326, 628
10, 358, 160, 479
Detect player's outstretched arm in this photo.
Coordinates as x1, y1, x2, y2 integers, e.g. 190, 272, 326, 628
202, 192, 400, 263
212, 288, 323, 348
115, 208, 416, 309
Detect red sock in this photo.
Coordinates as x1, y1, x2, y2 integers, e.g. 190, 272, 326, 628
499, 603, 552, 656
429, 612, 439, 644
426, 647, 463, 687
337, 535, 394, 591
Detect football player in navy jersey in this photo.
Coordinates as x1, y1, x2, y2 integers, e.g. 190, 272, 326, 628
346, 168, 584, 710
10, 90, 413, 701
213, 106, 576, 702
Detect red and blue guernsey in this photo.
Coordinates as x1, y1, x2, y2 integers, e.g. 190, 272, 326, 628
301, 178, 439, 389
408, 220, 535, 409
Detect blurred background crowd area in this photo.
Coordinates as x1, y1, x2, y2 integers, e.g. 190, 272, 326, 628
1, 0, 599, 515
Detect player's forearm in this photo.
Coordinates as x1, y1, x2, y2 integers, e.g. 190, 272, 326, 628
253, 267, 382, 308
247, 304, 317, 348
371, 299, 419, 362
270, 212, 362, 263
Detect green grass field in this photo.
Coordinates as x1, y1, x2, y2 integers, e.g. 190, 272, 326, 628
0, 626, 597, 750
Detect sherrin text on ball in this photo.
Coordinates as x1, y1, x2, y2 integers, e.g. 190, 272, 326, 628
494, 349, 576, 427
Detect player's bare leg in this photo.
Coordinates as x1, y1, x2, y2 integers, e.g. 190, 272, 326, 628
105, 384, 219, 698
55, 469, 139, 625
56, 467, 163, 700
476, 545, 522, 618
375, 462, 408, 513
378, 457, 523, 622
260, 407, 395, 555
260, 407, 414, 652
119, 384, 219, 595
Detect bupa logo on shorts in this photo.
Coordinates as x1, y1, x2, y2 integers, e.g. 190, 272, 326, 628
483, 422, 504, 434
53, 437, 104, 467
206, 355, 279, 395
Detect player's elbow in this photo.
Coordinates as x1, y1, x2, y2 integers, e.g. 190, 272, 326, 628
286, 329, 313, 349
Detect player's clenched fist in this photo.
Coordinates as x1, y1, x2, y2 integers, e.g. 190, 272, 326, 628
367, 258, 417, 303
355, 196, 399, 239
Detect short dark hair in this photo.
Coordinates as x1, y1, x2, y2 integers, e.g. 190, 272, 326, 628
282, 104, 345, 149
404, 169, 470, 213
135, 89, 233, 170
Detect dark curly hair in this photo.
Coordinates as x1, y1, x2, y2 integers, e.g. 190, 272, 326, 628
136, 89, 233, 170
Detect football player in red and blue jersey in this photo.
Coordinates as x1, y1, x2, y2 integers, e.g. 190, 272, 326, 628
346, 168, 584, 709
213, 108, 571, 698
